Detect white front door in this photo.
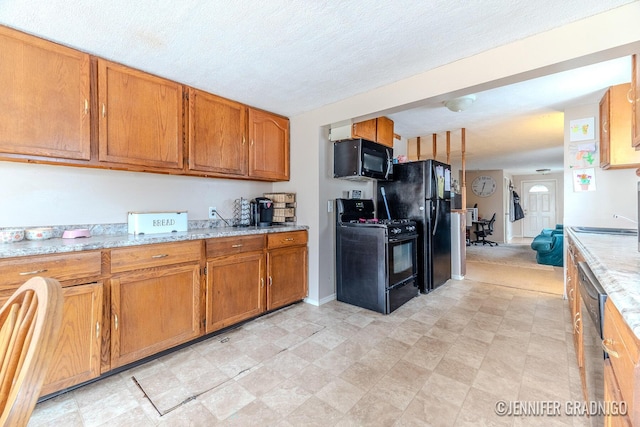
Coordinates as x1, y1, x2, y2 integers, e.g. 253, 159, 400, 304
522, 180, 557, 237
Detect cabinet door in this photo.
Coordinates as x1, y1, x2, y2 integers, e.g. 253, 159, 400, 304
110, 264, 200, 368
376, 117, 394, 147
600, 84, 640, 169
41, 282, 103, 396
0, 26, 90, 160
267, 245, 308, 311
98, 59, 183, 169
188, 89, 247, 176
633, 54, 640, 149
351, 119, 377, 142
248, 108, 289, 181
599, 89, 611, 168
206, 252, 265, 333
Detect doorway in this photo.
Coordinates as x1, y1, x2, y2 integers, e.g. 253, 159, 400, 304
521, 180, 557, 237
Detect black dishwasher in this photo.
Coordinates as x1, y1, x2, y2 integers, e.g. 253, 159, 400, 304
577, 261, 607, 421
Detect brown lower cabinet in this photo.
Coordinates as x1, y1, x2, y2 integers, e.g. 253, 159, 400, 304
205, 231, 308, 333
0, 230, 307, 398
267, 245, 308, 311
110, 264, 201, 368
41, 282, 103, 396
205, 235, 266, 333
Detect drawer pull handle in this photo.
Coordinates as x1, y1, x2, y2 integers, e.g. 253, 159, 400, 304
261, 278, 264, 288
268, 276, 273, 286
284, 238, 294, 241
573, 313, 581, 334
96, 322, 100, 339
19, 269, 48, 276
151, 254, 169, 259
602, 338, 620, 358
232, 244, 243, 248
114, 314, 119, 330
568, 288, 574, 299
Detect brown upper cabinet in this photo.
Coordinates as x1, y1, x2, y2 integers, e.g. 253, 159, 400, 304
187, 89, 247, 177
599, 83, 640, 169
0, 25, 290, 181
248, 108, 290, 181
632, 54, 640, 149
0, 26, 91, 161
352, 117, 395, 147
97, 59, 184, 170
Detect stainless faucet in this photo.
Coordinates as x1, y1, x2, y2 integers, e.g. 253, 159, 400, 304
613, 214, 638, 224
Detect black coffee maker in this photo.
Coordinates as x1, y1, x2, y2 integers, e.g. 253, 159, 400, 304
251, 197, 274, 227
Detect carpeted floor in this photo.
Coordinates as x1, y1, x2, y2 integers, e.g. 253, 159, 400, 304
466, 243, 552, 270
464, 243, 564, 295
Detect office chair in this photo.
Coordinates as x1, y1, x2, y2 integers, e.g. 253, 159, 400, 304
473, 213, 498, 246
0, 276, 63, 427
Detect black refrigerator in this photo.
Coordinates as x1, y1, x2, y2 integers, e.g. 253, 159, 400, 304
376, 160, 451, 293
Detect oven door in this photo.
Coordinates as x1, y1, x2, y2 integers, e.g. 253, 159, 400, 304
388, 234, 418, 286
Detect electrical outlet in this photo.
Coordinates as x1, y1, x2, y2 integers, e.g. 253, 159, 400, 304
209, 207, 217, 219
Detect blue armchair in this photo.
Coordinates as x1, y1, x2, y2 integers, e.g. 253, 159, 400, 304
530, 224, 564, 267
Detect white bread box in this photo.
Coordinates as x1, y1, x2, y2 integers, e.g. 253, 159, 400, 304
128, 211, 188, 235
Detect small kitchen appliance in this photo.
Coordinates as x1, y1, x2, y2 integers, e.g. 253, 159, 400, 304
253, 197, 274, 227
333, 138, 393, 181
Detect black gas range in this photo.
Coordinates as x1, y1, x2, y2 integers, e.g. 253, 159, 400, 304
335, 199, 419, 314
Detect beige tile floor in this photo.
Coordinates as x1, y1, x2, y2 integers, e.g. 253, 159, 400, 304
28, 262, 590, 427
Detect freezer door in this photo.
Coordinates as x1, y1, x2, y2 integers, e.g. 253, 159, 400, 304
430, 199, 452, 290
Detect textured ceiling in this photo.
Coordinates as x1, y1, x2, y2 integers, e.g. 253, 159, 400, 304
0, 0, 637, 174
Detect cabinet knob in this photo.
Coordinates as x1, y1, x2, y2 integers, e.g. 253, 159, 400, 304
96, 321, 100, 339
114, 314, 119, 330
84, 99, 89, 115
102, 103, 106, 118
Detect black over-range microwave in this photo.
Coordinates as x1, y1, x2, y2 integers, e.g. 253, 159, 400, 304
334, 138, 393, 181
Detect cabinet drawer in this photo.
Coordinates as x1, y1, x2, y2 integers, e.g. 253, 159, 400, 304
111, 241, 202, 273
603, 298, 640, 415
0, 251, 102, 289
206, 234, 265, 257
267, 230, 307, 249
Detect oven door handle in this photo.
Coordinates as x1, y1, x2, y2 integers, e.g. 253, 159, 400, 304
388, 235, 418, 243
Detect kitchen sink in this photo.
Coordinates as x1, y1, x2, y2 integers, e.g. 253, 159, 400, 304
573, 226, 637, 236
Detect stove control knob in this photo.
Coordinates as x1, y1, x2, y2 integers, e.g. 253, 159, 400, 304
391, 227, 401, 234
407, 226, 416, 232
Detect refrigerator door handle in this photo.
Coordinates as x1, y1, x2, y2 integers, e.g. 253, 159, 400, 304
433, 198, 440, 235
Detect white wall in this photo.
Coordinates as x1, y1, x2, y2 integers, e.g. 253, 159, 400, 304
563, 103, 638, 227
0, 161, 271, 227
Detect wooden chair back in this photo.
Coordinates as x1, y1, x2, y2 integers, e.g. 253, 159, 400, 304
0, 276, 63, 427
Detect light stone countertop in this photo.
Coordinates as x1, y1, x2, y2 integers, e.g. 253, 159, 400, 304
0, 224, 308, 259
567, 227, 640, 338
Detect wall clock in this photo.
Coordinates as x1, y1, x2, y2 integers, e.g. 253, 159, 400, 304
471, 175, 496, 197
